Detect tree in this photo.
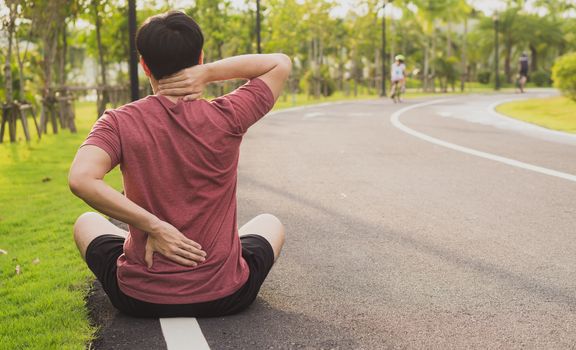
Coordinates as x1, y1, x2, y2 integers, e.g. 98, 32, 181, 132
265, 0, 308, 98
552, 52, 576, 102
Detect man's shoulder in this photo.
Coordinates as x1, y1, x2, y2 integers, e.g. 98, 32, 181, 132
100, 95, 150, 116
116, 95, 159, 112
102, 95, 180, 122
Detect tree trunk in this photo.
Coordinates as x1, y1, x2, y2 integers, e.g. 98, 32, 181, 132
1, 6, 16, 143
94, 1, 109, 118
44, 33, 58, 94
423, 40, 430, 91
58, 23, 68, 86
308, 39, 313, 98
314, 38, 321, 99
504, 36, 512, 83
338, 46, 345, 91
316, 38, 324, 97
460, 17, 467, 92
15, 33, 26, 101
58, 24, 76, 133
316, 38, 322, 98
374, 47, 380, 95
504, 47, 511, 83
218, 43, 225, 96
389, 18, 395, 64
431, 30, 436, 92
529, 44, 537, 72
4, 10, 15, 105
446, 22, 452, 58
353, 55, 359, 97
39, 16, 60, 135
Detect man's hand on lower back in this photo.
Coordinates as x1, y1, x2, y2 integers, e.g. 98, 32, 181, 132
144, 220, 207, 268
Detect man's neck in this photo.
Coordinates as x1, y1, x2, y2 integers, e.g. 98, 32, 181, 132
150, 79, 179, 103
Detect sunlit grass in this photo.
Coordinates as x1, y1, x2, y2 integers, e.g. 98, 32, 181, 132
0, 101, 122, 349
496, 96, 576, 134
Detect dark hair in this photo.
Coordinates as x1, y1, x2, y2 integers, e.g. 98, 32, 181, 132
136, 11, 204, 80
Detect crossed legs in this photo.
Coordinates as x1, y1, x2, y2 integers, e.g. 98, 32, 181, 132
239, 213, 285, 261
74, 212, 285, 262
74, 212, 128, 261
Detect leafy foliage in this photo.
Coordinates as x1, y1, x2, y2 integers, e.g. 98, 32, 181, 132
530, 70, 551, 87
2, 0, 576, 103
477, 70, 491, 85
552, 52, 576, 101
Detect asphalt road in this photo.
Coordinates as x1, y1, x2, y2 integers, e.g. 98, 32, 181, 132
92, 90, 576, 349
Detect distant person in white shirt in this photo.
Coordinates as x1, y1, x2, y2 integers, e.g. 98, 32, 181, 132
390, 54, 406, 103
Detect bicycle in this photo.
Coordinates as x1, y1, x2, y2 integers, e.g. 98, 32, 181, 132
390, 80, 403, 103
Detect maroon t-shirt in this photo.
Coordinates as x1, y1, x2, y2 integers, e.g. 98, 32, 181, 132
81, 78, 275, 304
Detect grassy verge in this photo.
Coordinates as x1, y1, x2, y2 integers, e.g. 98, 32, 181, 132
496, 96, 576, 134
0, 102, 122, 349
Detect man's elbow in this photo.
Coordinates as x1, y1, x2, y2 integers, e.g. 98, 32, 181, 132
275, 54, 292, 77
68, 172, 90, 197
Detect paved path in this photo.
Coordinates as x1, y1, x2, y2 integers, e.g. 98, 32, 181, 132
91, 91, 576, 349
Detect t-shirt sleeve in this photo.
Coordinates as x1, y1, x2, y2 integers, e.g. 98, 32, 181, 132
211, 78, 275, 134
81, 111, 122, 168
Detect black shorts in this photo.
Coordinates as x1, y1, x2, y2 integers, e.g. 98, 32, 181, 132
86, 234, 275, 318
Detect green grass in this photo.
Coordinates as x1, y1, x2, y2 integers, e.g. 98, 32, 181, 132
496, 96, 576, 134
0, 102, 122, 349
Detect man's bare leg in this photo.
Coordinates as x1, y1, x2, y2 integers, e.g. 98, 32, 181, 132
239, 213, 285, 261
74, 212, 128, 260
520, 76, 527, 93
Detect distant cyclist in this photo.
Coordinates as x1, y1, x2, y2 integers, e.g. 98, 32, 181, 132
517, 53, 529, 93
390, 54, 406, 103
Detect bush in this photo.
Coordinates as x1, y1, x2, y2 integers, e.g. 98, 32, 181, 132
531, 70, 551, 87
552, 52, 576, 101
405, 78, 421, 89
303, 66, 336, 97
477, 70, 491, 84
494, 73, 507, 86
434, 56, 460, 91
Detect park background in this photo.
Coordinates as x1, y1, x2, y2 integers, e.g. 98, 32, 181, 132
1, 0, 575, 348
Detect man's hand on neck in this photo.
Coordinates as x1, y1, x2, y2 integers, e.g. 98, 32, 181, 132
150, 78, 181, 103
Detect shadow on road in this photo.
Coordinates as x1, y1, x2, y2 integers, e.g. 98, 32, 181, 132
242, 175, 576, 310
199, 299, 359, 350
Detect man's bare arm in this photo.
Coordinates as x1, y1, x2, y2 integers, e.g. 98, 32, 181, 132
68, 145, 206, 268
157, 54, 292, 100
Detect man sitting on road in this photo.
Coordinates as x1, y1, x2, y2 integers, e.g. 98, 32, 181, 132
68, 11, 291, 317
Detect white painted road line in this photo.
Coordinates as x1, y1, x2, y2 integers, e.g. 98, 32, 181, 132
390, 99, 576, 183
160, 318, 210, 350
303, 112, 325, 119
